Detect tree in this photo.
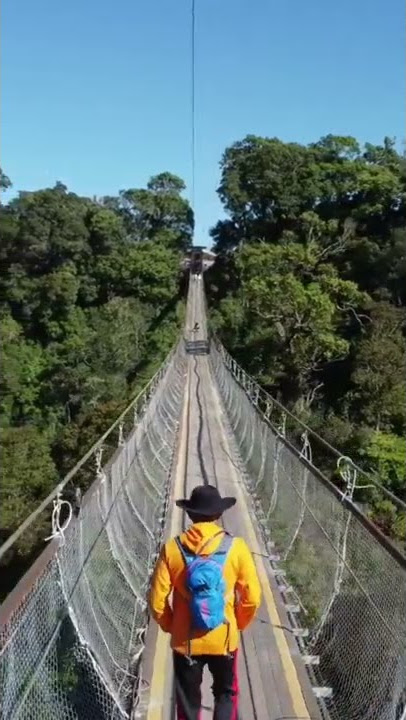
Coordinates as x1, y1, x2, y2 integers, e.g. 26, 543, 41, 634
212, 135, 321, 251
148, 172, 186, 195
211, 134, 406, 310
86, 206, 126, 252
361, 431, 406, 496
207, 131, 406, 543
86, 297, 149, 390
0, 169, 188, 589
6, 187, 92, 275
0, 312, 46, 426
120, 172, 193, 251
363, 137, 402, 171
350, 303, 406, 433
83, 205, 127, 303
121, 241, 182, 308
0, 168, 11, 193
0, 426, 57, 555
361, 430, 406, 541
219, 241, 367, 408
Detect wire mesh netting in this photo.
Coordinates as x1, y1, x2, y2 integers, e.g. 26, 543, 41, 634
3, 282, 406, 720
0, 342, 187, 720
210, 339, 406, 720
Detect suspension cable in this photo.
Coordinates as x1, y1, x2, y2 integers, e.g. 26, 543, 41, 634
191, 0, 196, 213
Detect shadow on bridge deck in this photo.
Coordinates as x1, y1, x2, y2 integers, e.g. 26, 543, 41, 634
184, 338, 210, 355
140, 279, 323, 720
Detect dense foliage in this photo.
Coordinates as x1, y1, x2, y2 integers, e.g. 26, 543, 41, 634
2, 132, 405, 579
206, 134, 406, 541
0, 170, 192, 580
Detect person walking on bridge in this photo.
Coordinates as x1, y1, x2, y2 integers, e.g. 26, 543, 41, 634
149, 484, 262, 720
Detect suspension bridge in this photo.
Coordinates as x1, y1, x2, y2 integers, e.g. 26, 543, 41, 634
1, 274, 405, 720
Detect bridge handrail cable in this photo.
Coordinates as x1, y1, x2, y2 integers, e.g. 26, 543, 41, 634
0, 344, 177, 563
214, 336, 406, 514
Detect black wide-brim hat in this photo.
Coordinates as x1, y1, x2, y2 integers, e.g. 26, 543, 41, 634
176, 484, 236, 516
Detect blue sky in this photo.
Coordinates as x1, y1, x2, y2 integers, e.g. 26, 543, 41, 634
2, 0, 404, 246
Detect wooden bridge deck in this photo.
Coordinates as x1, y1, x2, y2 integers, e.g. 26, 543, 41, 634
140, 279, 322, 720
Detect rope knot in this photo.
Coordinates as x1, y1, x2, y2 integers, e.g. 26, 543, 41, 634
45, 492, 73, 546
337, 456, 358, 501
300, 430, 312, 463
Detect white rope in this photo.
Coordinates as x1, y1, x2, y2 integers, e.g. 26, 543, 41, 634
97, 482, 148, 608
283, 431, 312, 561
266, 412, 286, 518
254, 422, 267, 490
78, 513, 134, 718
299, 430, 312, 465
338, 455, 357, 501
265, 398, 273, 420
2, 341, 186, 720
44, 493, 73, 546
310, 455, 357, 646
118, 422, 125, 447
216, 336, 406, 512
96, 446, 106, 483
278, 411, 287, 438
0, 348, 178, 562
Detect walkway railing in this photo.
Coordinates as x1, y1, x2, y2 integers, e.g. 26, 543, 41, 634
210, 338, 406, 720
2, 288, 406, 720
0, 343, 186, 720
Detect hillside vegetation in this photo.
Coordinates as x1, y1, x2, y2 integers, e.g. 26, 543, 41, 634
0, 170, 192, 578
2, 133, 405, 576
206, 134, 406, 541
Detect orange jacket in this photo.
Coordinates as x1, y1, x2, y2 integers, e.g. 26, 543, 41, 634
149, 521, 261, 655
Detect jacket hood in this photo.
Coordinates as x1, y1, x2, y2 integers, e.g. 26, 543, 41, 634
179, 522, 224, 555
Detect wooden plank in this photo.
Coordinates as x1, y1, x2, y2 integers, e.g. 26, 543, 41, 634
144, 282, 323, 720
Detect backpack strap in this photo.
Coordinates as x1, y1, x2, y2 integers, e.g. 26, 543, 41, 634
175, 536, 190, 565
175, 531, 234, 659
212, 534, 233, 567
175, 530, 233, 565
217, 534, 233, 554
213, 534, 234, 656
197, 530, 226, 556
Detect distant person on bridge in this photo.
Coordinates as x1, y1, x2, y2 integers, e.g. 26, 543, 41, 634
149, 484, 261, 720
192, 322, 200, 333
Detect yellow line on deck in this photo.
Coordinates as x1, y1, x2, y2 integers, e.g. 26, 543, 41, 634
148, 347, 310, 719
208, 369, 311, 720
146, 363, 190, 720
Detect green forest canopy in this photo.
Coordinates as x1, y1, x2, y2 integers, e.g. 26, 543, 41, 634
1, 132, 405, 576
0, 171, 192, 575
206, 134, 406, 542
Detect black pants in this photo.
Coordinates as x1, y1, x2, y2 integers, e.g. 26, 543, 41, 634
173, 651, 239, 720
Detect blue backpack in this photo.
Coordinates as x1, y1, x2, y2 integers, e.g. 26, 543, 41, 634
176, 531, 233, 631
